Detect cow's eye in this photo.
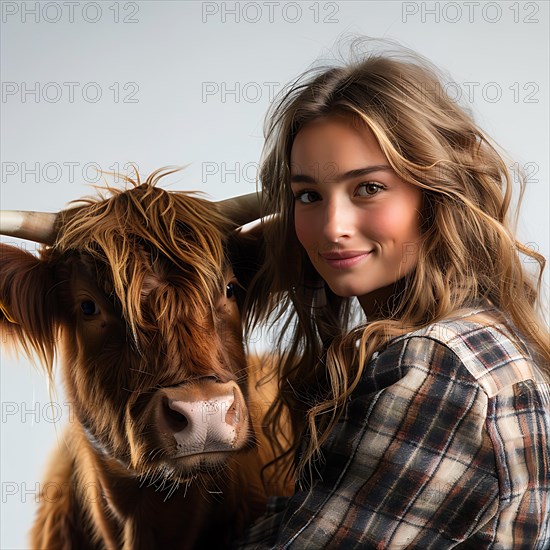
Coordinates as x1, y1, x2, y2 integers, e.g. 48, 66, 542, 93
226, 283, 235, 299
81, 300, 100, 316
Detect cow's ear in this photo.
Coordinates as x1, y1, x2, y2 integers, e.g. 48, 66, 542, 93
226, 219, 267, 293
0, 243, 58, 376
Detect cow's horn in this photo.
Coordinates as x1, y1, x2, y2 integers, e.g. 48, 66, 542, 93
0, 211, 58, 244
0, 193, 262, 244
217, 192, 261, 227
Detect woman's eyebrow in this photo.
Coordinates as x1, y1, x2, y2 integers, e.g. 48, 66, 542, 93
290, 164, 393, 184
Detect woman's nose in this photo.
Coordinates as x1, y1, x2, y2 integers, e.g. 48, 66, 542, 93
322, 197, 355, 243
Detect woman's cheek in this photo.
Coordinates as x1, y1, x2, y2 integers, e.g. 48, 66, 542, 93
294, 210, 315, 249
358, 209, 387, 242
363, 205, 406, 242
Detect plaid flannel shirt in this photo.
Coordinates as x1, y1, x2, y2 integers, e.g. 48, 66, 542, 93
236, 306, 550, 549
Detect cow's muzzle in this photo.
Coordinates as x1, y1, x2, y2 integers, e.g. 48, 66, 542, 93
150, 379, 249, 458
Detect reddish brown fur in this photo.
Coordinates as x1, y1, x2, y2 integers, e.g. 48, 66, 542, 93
0, 172, 291, 548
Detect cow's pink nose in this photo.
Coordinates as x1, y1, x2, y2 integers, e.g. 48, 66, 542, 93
156, 380, 247, 457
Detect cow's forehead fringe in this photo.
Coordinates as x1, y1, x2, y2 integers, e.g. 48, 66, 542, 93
50, 172, 232, 332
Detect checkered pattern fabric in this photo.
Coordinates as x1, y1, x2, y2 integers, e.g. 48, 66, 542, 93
235, 307, 550, 549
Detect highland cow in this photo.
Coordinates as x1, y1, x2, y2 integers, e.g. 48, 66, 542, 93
0, 169, 285, 549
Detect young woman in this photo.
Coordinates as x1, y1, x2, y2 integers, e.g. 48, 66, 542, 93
237, 42, 550, 548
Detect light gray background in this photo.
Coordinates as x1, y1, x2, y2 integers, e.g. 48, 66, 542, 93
1, 1, 548, 547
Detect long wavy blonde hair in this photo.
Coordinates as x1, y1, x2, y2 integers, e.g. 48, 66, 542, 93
245, 40, 549, 484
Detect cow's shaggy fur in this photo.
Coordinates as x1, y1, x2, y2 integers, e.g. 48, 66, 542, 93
0, 170, 289, 549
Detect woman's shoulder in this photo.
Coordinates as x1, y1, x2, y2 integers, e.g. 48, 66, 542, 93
375, 303, 548, 399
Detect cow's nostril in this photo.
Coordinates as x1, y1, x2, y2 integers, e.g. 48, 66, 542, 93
162, 399, 189, 433
225, 389, 240, 426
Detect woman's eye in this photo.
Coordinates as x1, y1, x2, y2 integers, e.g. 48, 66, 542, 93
294, 190, 320, 204
80, 300, 100, 316
356, 183, 383, 197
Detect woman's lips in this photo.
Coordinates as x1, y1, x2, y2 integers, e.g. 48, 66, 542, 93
320, 251, 373, 269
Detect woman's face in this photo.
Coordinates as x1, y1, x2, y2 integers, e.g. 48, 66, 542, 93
290, 114, 423, 313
